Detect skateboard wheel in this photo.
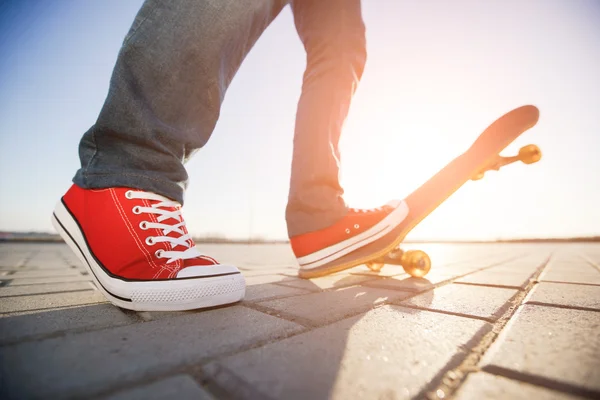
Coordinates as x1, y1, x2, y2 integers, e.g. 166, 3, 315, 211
518, 144, 541, 164
366, 262, 384, 272
388, 247, 404, 260
401, 250, 431, 278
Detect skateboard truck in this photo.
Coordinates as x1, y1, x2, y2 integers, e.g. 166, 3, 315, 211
471, 144, 541, 181
366, 249, 431, 277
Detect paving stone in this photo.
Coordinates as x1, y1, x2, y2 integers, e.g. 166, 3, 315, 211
0, 254, 28, 267
23, 258, 71, 269
0, 265, 25, 271
134, 310, 193, 322
243, 283, 310, 303
59, 253, 82, 267
361, 269, 457, 292
101, 375, 214, 400
349, 265, 409, 278
256, 285, 413, 326
4, 275, 92, 286
489, 263, 544, 274
243, 274, 289, 285
0, 306, 303, 400
542, 262, 598, 272
539, 261, 600, 285
0, 291, 108, 314
277, 273, 376, 291
2, 269, 82, 279
0, 303, 137, 345
581, 256, 599, 270
0, 281, 94, 297
526, 282, 600, 310
454, 372, 585, 400
238, 268, 296, 277
205, 305, 490, 400
481, 304, 600, 393
398, 283, 518, 321
455, 269, 536, 288
0, 265, 78, 272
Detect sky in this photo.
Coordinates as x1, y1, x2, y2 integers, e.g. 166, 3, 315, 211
0, 0, 599, 241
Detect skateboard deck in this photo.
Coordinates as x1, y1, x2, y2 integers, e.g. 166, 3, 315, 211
298, 105, 541, 279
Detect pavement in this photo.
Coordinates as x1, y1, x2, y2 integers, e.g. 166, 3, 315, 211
0, 241, 599, 400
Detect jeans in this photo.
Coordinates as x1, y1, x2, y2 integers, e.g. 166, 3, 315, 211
73, 0, 367, 237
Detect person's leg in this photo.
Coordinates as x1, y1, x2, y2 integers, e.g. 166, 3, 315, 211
285, 0, 367, 237
286, 0, 410, 276
55, 0, 290, 311
74, 0, 289, 204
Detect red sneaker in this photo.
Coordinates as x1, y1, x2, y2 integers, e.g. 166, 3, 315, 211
290, 200, 409, 277
51, 184, 245, 311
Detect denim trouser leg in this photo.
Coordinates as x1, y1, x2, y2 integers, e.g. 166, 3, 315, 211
72, 0, 367, 238
286, 0, 366, 236
73, 0, 289, 203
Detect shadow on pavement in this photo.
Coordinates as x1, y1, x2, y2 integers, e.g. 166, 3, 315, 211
0, 274, 436, 400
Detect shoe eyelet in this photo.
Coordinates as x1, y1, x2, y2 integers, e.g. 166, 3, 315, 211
354, 224, 360, 229
125, 190, 133, 199
155, 249, 164, 258
139, 221, 148, 230
132, 206, 142, 214
345, 228, 351, 234
145, 237, 155, 245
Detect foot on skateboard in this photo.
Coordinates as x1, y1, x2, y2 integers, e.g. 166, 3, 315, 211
290, 200, 410, 278
294, 105, 542, 279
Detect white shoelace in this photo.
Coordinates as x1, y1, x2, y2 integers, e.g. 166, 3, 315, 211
349, 207, 383, 213
126, 190, 202, 263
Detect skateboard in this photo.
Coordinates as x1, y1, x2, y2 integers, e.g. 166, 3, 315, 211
298, 105, 541, 279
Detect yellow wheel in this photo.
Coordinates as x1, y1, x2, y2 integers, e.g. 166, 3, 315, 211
401, 250, 431, 278
388, 247, 404, 260
366, 262, 384, 272
518, 144, 541, 164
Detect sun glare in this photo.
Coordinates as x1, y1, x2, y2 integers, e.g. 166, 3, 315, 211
339, 95, 543, 241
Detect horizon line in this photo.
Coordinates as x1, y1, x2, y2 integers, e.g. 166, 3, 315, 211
1, 231, 599, 244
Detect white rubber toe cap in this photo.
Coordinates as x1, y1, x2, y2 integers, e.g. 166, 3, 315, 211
176, 264, 240, 278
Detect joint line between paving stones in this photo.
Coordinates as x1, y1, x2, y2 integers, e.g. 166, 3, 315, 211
0, 300, 111, 316
240, 288, 314, 303
537, 279, 600, 287
525, 301, 600, 313
420, 252, 554, 400
482, 365, 600, 399
86, 325, 312, 400
579, 254, 600, 272
241, 255, 549, 336
0, 312, 145, 348
240, 302, 316, 328
393, 303, 496, 323
193, 326, 312, 398
0, 288, 94, 299
452, 281, 525, 290
199, 362, 279, 400
269, 280, 324, 292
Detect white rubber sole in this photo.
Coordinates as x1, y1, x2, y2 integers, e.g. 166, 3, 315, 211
52, 199, 245, 312
296, 200, 409, 270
